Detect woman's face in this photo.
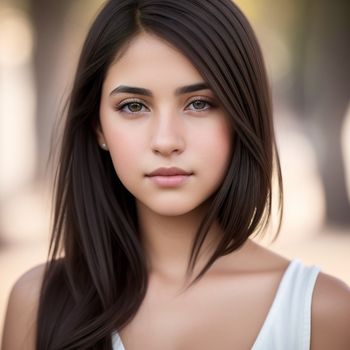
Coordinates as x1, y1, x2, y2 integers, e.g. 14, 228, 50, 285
98, 32, 232, 216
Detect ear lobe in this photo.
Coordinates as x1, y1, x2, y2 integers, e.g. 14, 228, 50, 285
95, 124, 108, 150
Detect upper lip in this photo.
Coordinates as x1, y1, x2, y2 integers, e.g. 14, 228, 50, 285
146, 167, 193, 176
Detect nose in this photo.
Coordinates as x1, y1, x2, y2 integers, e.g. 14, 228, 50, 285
150, 112, 185, 156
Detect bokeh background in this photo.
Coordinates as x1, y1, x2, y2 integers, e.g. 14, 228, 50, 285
1, 0, 349, 342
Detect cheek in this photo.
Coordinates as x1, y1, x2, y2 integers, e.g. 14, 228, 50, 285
103, 125, 143, 179
195, 119, 232, 171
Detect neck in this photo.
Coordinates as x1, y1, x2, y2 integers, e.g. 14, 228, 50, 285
136, 200, 222, 285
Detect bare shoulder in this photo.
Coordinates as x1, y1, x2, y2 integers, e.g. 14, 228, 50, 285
311, 271, 350, 350
9, 263, 46, 307
235, 240, 291, 272
13, 263, 46, 291
1, 263, 47, 350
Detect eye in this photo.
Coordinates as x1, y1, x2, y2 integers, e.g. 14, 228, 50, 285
186, 98, 212, 111
115, 100, 149, 113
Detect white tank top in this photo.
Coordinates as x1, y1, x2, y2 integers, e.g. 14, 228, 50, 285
111, 259, 321, 350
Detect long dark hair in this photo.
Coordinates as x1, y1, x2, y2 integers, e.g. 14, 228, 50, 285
37, 0, 283, 348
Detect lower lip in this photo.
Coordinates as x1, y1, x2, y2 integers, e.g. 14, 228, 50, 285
147, 174, 192, 187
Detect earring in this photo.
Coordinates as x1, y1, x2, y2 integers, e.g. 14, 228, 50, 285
101, 143, 108, 150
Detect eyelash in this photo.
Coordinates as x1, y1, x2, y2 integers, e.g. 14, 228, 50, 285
114, 97, 215, 114
186, 98, 214, 111
115, 98, 149, 114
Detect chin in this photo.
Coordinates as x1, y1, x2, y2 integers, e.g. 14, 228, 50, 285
141, 201, 203, 217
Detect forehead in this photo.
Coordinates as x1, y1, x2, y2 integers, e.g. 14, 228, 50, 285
103, 32, 204, 90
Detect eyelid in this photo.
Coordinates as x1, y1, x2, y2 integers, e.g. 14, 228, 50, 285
185, 96, 216, 110
114, 97, 150, 112
188, 95, 214, 103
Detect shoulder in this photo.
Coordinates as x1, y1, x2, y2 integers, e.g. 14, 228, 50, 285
9, 263, 46, 307
12, 263, 46, 291
1, 263, 47, 350
311, 271, 350, 349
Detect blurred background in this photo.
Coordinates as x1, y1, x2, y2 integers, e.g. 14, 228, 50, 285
0, 0, 349, 341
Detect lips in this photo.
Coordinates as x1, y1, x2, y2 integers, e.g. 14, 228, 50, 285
146, 167, 193, 177
145, 167, 193, 187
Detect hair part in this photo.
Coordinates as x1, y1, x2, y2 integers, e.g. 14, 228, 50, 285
37, 1, 283, 348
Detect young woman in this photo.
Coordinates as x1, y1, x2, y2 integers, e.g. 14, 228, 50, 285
2, 0, 350, 349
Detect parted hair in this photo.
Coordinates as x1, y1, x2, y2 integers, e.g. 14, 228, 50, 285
37, 0, 283, 348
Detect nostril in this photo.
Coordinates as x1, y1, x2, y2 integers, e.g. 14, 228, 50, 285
151, 140, 184, 155
152, 147, 182, 156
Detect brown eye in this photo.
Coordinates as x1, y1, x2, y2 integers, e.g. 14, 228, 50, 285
186, 99, 212, 111
192, 100, 207, 110
128, 102, 143, 112
116, 100, 149, 114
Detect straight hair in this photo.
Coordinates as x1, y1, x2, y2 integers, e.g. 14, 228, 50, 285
37, 0, 283, 348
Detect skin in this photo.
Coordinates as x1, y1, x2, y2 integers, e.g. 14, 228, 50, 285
97, 32, 233, 281
2, 32, 350, 350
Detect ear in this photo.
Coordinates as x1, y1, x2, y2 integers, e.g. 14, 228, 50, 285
95, 123, 109, 151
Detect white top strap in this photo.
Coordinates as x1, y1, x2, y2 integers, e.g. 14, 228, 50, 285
252, 259, 321, 350
112, 330, 125, 350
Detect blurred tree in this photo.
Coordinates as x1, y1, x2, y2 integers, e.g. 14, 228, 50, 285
29, 0, 71, 181
289, 0, 350, 227
28, 0, 102, 182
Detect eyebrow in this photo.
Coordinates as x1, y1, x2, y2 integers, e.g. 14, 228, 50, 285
109, 82, 210, 97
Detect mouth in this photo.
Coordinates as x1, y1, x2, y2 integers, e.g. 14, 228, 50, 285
145, 167, 193, 187
146, 167, 193, 177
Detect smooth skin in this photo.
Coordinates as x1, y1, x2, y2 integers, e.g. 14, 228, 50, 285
2, 33, 350, 350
